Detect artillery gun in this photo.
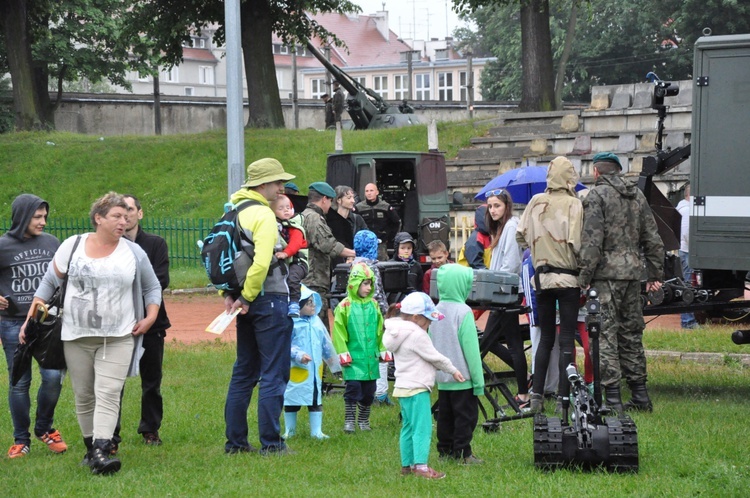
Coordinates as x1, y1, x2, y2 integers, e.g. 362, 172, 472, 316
306, 42, 420, 130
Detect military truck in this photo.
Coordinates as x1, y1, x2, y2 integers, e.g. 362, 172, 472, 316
638, 33, 750, 327
325, 150, 451, 266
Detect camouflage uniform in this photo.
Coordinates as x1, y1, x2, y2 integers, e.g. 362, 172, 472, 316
578, 173, 664, 387
355, 197, 401, 260
302, 203, 346, 329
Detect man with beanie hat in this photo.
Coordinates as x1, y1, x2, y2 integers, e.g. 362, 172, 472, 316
578, 152, 664, 414
0, 194, 66, 458
302, 182, 356, 330
224, 157, 296, 456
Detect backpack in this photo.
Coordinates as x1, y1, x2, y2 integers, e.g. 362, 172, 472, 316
200, 200, 261, 292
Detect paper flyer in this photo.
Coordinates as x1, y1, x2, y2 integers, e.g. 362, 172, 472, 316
205, 309, 241, 334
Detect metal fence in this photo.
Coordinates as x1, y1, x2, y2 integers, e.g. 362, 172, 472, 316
3, 214, 476, 267
1, 217, 213, 268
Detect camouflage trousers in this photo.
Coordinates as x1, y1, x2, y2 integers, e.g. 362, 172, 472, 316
309, 285, 331, 332
593, 279, 648, 387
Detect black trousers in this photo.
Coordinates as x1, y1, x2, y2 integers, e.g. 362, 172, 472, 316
114, 330, 165, 441
534, 287, 579, 401
344, 380, 376, 406
436, 389, 479, 459
288, 262, 308, 304
484, 310, 528, 395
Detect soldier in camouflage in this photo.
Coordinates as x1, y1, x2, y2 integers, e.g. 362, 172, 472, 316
302, 182, 356, 330
516, 156, 583, 415
578, 152, 664, 413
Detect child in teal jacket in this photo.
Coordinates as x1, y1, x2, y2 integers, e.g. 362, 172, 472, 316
429, 264, 486, 464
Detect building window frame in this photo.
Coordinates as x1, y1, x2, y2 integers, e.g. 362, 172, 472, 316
372, 75, 388, 98
394, 74, 408, 100
437, 71, 453, 101
311, 78, 326, 99
415, 73, 431, 100
199, 66, 214, 85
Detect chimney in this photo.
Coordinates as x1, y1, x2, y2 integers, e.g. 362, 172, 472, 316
373, 10, 389, 41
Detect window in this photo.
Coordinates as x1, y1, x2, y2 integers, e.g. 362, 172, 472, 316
459, 71, 468, 101
294, 46, 306, 56
280, 45, 289, 55
373, 75, 388, 98
415, 73, 431, 100
311, 78, 326, 99
184, 87, 194, 96
163, 67, 178, 83
437, 72, 453, 101
394, 74, 408, 100
199, 66, 214, 85
195, 37, 206, 48
275, 70, 284, 89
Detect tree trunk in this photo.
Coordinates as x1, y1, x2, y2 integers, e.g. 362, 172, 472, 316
554, 2, 578, 109
240, 1, 285, 128
519, 0, 556, 112
0, 0, 48, 130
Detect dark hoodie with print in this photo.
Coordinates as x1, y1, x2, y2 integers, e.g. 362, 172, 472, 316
0, 194, 60, 318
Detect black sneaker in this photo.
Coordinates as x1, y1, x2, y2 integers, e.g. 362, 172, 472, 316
225, 445, 257, 454
143, 433, 162, 446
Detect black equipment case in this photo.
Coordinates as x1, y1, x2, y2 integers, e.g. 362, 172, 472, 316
429, 268, 520, 305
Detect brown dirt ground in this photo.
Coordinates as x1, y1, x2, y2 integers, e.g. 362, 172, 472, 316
163, 293, 682, 345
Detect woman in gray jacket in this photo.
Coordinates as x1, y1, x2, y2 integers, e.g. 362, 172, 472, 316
26, 192, 161, 475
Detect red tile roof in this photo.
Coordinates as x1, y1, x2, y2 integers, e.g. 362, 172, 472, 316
273, 12, 412, 69
182, 48, 218, 63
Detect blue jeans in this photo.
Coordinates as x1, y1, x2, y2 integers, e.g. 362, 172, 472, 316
679, 251, 697, 328
1, 318, 64, 445
224, 294, 293, 452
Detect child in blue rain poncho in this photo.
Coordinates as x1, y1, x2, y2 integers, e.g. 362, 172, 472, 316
283, 286, 341, 439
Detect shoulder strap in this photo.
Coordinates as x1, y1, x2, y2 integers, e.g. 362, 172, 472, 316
60, 235, 82, 310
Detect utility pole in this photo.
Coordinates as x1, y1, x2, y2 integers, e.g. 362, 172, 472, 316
291, 47, 299, 129
407, 50, 414, 101
467, 51, 474, 120
153, 73, 162, 135
225, 0, 245, 198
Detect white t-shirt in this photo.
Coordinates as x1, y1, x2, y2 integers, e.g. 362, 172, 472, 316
676, 199, 690, 253
55, 234, 136, 340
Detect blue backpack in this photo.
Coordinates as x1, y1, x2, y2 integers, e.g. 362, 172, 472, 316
200, 200, 260, 292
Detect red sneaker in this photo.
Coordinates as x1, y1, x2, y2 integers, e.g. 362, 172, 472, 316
8, 443, 30, 458
37, 429, 68, 454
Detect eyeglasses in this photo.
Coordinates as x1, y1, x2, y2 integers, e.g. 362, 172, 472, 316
485, 188, 506, 198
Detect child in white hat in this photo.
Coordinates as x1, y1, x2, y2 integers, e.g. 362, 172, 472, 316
382, 292, 465, 480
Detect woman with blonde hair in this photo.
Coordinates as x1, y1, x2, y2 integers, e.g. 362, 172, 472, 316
28, 192, 161, 475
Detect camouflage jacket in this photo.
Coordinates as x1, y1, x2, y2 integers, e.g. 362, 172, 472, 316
355, 197, 401, 246
516, 157, 583, 290
301, 203, 345, 291
578, 174, 664, 286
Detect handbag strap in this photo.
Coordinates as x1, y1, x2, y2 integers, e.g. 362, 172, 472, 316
59, 235, 82, 310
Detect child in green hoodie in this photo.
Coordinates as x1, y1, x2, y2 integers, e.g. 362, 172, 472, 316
332, 262, 386, 433
429, 264, 486, 464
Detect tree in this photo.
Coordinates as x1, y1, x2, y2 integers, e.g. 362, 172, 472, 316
0, 0, 155, 131
454, 0, 557, 111
135, 0, 359, 129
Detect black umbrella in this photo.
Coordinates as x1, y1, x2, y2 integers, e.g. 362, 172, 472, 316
11, 331, 39, 387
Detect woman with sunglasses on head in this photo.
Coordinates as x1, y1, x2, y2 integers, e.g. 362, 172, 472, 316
481, 189, 529, 408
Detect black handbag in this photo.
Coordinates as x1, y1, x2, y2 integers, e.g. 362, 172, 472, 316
26, 235, 81, 371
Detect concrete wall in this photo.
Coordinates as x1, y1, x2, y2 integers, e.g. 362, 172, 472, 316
52, 93, 514, 136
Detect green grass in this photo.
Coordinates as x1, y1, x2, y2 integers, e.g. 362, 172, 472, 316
0, 121, 488, 220
644, 324, 749, 354
1, 336, 748, 496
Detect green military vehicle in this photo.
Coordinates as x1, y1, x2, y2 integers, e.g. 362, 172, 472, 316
325, 150, 451, 266
639, 32, 750, 331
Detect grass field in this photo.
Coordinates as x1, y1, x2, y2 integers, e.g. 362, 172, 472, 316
0, 122, 488, 220
1, 336, 748, 496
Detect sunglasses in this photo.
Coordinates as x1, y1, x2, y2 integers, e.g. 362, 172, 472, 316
485, 188, 507, 198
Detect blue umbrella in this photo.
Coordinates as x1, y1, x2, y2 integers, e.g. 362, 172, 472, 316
474, 165, 586, 204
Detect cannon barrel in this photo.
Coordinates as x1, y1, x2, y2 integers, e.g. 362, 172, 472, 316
305, 42, 360, 97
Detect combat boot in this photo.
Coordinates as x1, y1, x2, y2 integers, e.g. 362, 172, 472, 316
81, 436, 94, 466
90, 439, 121, 475
604, 386, 624, 415
529, 393, 544, 414
623, 381, 653, 412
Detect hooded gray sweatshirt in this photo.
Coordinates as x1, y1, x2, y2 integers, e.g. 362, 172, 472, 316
0, 194, 60, 318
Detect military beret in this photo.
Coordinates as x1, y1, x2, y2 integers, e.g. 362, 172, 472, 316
309, 181, 336, 198
592, 152, 622, 170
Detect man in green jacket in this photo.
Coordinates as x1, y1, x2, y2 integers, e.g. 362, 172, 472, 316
224, 158, 296, 456
302, 182, 355, 330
